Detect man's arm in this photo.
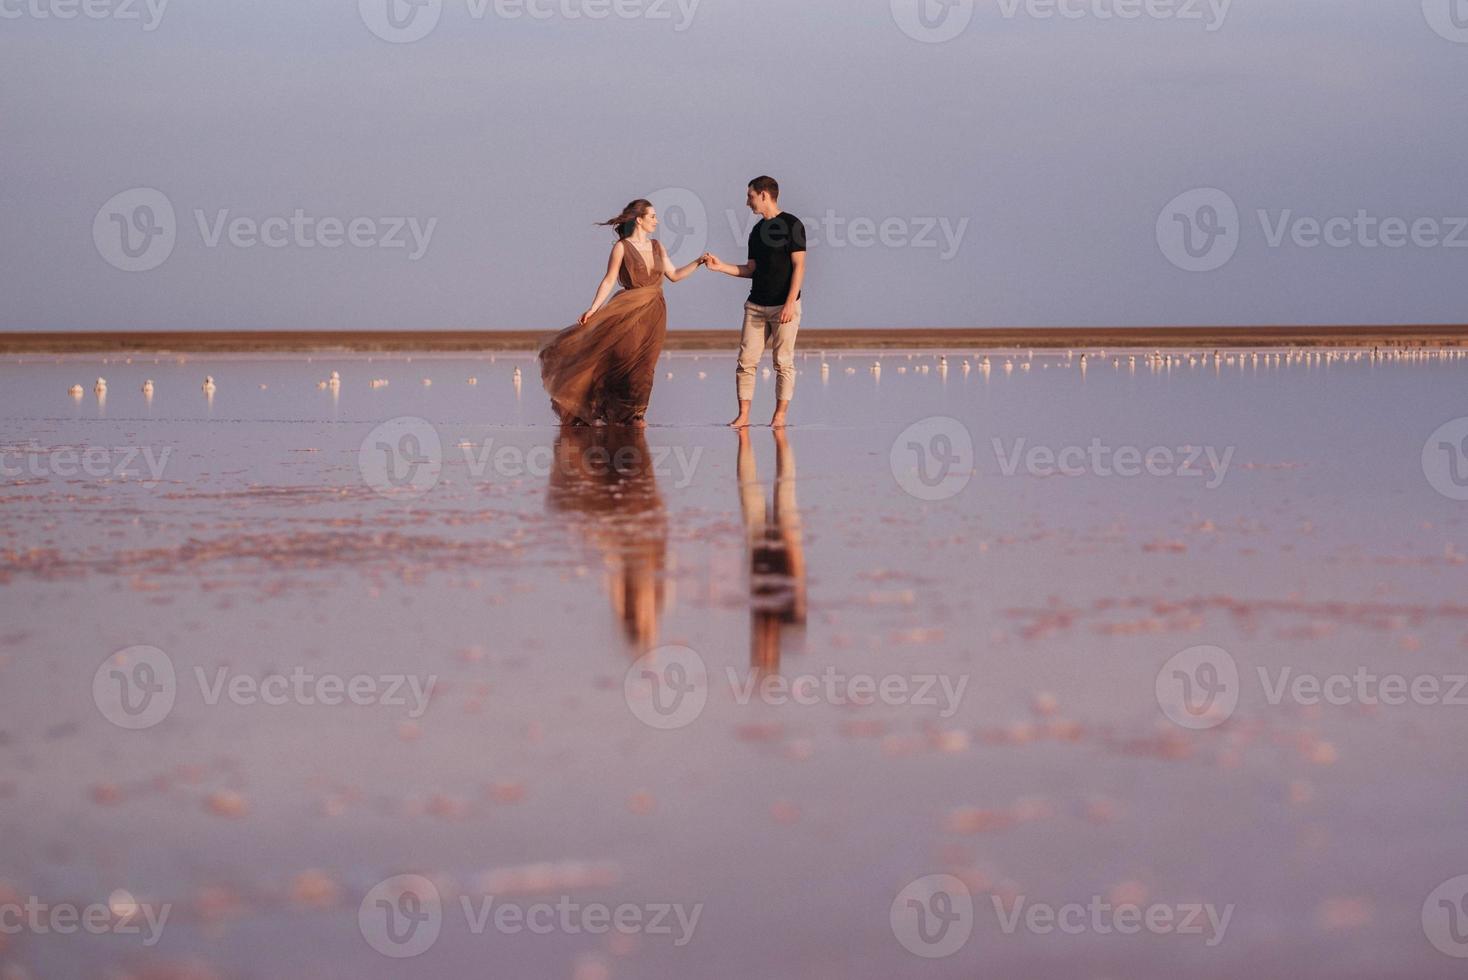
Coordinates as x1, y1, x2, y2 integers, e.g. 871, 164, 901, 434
778, 251, 806, 324
703, 253, 754, 278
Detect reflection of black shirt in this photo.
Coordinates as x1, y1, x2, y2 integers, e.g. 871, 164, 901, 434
751, 532, 800, 623
748, 213, 806, 307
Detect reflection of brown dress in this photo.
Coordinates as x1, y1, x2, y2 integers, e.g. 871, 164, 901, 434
545, 425, 668, 650
540, 239, 668, 425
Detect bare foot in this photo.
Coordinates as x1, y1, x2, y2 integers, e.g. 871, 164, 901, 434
728, 415, 750, 428
769, 414, 788, 429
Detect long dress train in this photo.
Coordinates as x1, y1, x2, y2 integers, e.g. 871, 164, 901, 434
539, 238, 668, 425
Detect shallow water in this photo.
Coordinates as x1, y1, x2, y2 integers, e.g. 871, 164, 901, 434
2, 348, 1467, 978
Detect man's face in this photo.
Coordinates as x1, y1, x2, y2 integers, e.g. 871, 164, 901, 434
746, 187, 759, 212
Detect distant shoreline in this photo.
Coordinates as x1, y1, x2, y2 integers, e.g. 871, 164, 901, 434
2, 326, 1466, 354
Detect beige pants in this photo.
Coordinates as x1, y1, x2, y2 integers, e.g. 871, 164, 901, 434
736, 300, 801, 403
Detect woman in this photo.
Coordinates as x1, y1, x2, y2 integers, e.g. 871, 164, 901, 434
539, 199, 704, 426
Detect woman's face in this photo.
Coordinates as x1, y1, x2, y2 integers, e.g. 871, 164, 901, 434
636, 207, 658, 235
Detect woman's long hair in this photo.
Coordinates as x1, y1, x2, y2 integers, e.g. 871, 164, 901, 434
598, 199, 653, 240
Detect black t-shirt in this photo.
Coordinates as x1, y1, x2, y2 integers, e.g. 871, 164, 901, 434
747, 213, 806, 307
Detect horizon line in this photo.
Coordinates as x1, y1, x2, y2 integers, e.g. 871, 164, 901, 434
3, 325, 1467, 354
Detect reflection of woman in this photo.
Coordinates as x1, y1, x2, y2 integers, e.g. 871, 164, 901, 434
546, 425, 668, 649
737, 427, 807, 674
539, 199, 705, 427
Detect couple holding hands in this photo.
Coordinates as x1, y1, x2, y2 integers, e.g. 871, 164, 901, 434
539, 175, 806, 429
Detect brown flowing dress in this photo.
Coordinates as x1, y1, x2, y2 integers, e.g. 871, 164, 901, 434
539, 238, 668, 425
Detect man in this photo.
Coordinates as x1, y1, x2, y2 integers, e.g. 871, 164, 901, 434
703, 176, 807, 429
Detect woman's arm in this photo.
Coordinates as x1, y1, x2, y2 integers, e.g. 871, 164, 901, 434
579, 241, 624, 325
663, 249, 704, 283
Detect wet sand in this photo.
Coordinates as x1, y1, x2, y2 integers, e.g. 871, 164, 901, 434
1, 325, 1466, 353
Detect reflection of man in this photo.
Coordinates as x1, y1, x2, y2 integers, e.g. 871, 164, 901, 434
737, 427, 807, 674
545, 426, 667, 650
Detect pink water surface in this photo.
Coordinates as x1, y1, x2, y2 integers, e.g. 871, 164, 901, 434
1, 348, 1466, 978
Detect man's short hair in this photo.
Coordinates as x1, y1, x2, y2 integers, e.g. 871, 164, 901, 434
748, 176, 780, 201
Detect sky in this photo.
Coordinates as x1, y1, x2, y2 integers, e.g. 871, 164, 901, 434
2, 0, 1466, 331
